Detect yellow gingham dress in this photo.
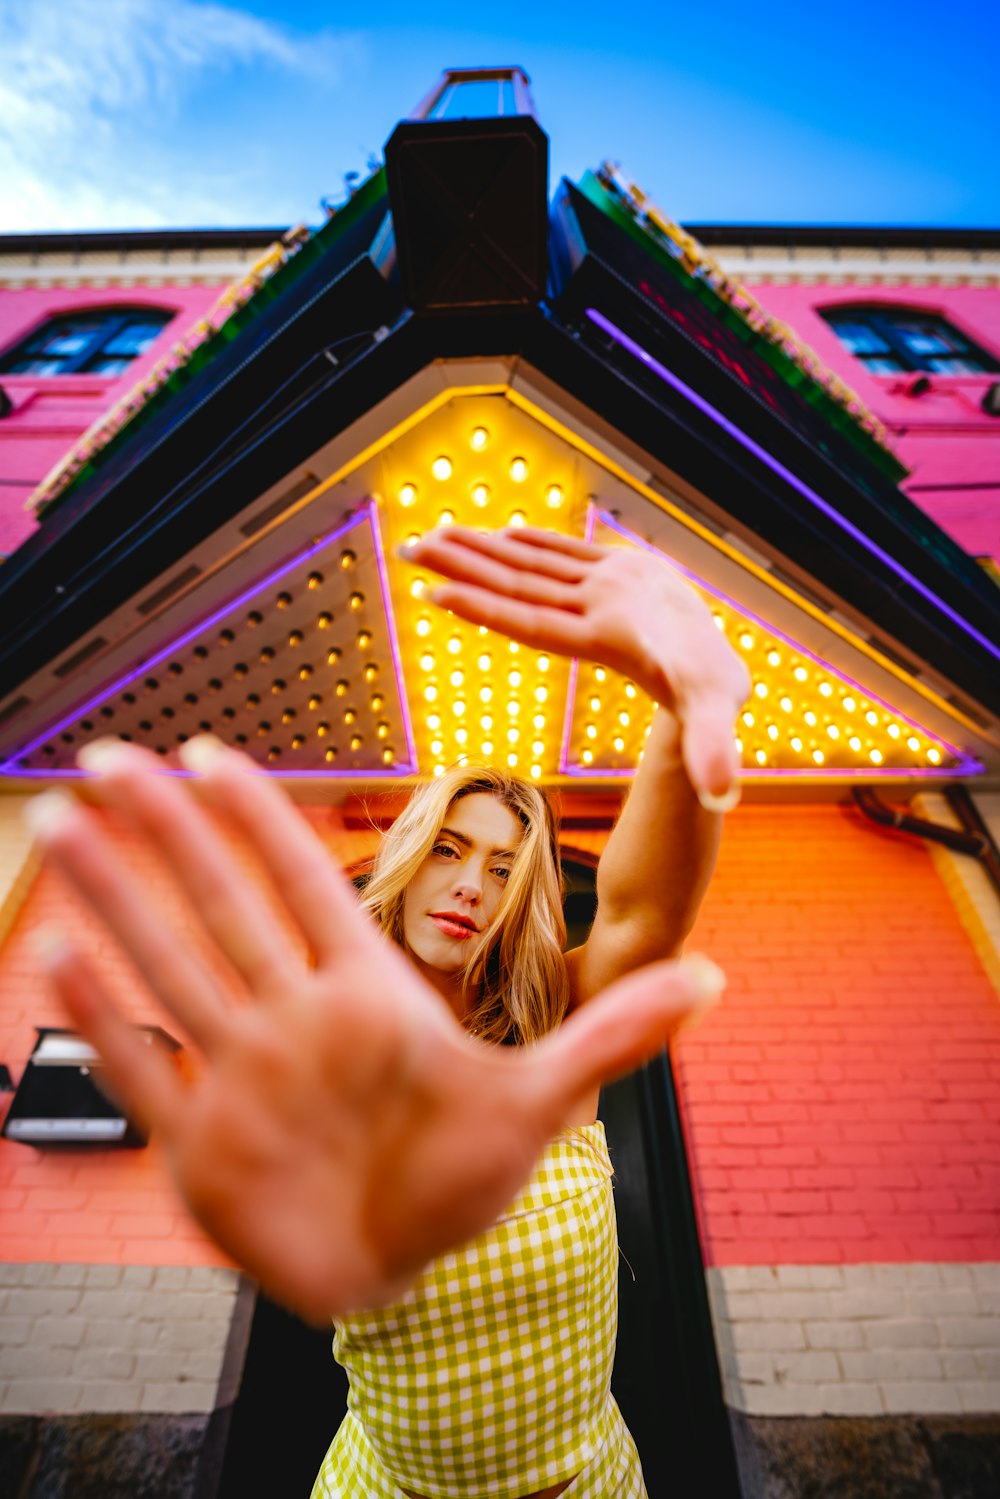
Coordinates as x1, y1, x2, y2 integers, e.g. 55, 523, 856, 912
311, 1120, 646, 1498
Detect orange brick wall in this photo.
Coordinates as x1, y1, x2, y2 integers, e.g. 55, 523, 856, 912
1, 802, 998, 1271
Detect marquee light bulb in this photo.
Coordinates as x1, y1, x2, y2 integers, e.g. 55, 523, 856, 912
530, 764, 542, 780
742, 711, 755, 727
480, 686, 493, 703
767, 650, 781, 667
532, 741, 544, 756
478, 653, 492, 670
887, 724, 900, 739
410, 578, 425, 597
507, 752, 518, 768
804, 710, 817, 726
533, 713, 545, 730
754, 683, 768, 699
590, 696, 601, 712
794, 666, 808, 682
819, 682, 833, 697
869, 748, 883, 765
767, 724, 778, 741
481, 715, 493, 731
546, 485, 563, 508
619, 711, 630, 727
509, 510, 526, 527
844, 697, 856, 712
928, 747, 941, 764
507, 700, 520, 717
450, 670, 464, 688
624, 682, 636, 698
849, 736, 862, 751
416, 617, 431, 637
400, 483, 417, 506
438, 509, 454, 526
482, 740, 493, 755
582, 748, 593, 764
907, 736, 920, 751
424, 685, 438, 702
472, 484, 490, 507
427, 713, 441, 730
791, 737, 803, 752
594, 668, 606, 682
614, 737, 625, 754
509, 457, 528, 483
586, 724, 597, 739
432, 456, 452, 481
812, 749, 825, 765
430, 738, 443, 755
382, 748, 394, 764
470, 427, 488, 451
509, 670, 522, 687
827, 724, 840, 739
739, 632, 754, 650
349, 592, 364, 611
535, 686, 548, 703
455, 727, 468, 745
420, 652, 435, 671
755, 749, 767, 765
447, 635, 462, 654
780, 697, 793, 712
866, 710, 879, 726
507, 728, 519, 744
453, 700, 466, 717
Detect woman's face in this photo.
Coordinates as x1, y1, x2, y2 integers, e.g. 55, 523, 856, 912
402, 792, 524, 981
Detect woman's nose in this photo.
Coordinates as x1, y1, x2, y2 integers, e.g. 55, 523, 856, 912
451, 874, 481, 904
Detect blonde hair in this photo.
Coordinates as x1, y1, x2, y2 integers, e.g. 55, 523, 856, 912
361, 765, 569, 1045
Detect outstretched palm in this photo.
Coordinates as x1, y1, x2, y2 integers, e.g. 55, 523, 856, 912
32, 741, 719, 1322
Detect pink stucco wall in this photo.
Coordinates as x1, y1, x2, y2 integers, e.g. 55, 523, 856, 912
0, 285, 222, 556
743, 282, 1000, 560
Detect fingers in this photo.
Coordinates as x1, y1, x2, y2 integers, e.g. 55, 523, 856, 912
408, 526, 592, 585
526, 954, 725, 1126
77, 741, 309, 997
404, 529, 583, 606
25, 791, 235, 1053
676, 689, 743, 806
176, 738, 380, 970
424, 580, 592, 654
35, 927, 185, 1137
502, 527, 608, 563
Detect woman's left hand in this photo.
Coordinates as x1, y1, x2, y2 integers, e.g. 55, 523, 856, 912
403, 525, 750, 803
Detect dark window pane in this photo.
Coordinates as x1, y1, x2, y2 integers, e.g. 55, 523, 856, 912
102, 320, 166, 356
84, 356, 132, 377
864, 355, 906, 374
9, 356, 66, 375
830, 321, 891, 355
894, 325, 955, 356
27, 324, 100, 357
928, 356, 986, 375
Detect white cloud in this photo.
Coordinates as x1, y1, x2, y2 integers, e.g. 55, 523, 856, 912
0, 0, 365, 230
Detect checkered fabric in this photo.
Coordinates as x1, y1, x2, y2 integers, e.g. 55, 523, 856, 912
311, 1121, 647, 1498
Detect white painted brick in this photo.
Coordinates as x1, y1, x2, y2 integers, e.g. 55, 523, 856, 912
20, 1265, 60, 1287
0, 1265, 23, 1287
0, 1318, 31, 1346
720, 1292, 760, 1321
0, 1346, 72, 1379
939, 1318, 1000, 1348
32, 1317, 87, 1348
198, 1291, 239, 1321
843, 1350, 942, 1382
139, 1380, 217, 1414
202, 1267, 240, 1293
155, 1320, 229, 1353
745, 1267, 782, 1289
80, 1381, 144, 1414
817, 1383, 885, 1416
119, 1266, 156, 1289
805, 1320, 864, 1350
76, 1290, 146, 1319
908, 1289, 979, 1318
976, 1350, 1000, 1379
943, 1351, 981, 1379
841, 1266, 876, 1288
957, 1382, 1000, 1413
864, 1318, 939, 1349
773, 1267, 814, 1289
711, 1267, 752, 1293
833, 1289, 900, 1319
72, 1347, 136, 1381
732, 1321, 807, 1352
11, 1290, 81, 1317
84, 1265, 122, 1289
872, 1264, 941, 1289
970, 1264, 1000, 1291
50, 1266, 86, 1288
880, 1381, 962, 1415
160, 1291, 209, 1320
152, 1267, 190, 1291
975, 1289, 1000, 1316
1, 1377, 82, 1413
773, 1350, 841, 1383
734, 1351, 774, 1385
132, 1349, 222, 1383
938, 1265, 975, 1288
82, 1318, 160, 1351
743, 1384, 825, 1417
807, 1267, 846, 1289
755, 1290, 833, 1320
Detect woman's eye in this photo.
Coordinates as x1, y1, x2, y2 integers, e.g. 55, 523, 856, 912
493, 866, 511, 881
433, 843, 457, 858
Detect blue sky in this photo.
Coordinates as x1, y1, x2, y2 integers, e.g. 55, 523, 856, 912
2, 0, 998, 233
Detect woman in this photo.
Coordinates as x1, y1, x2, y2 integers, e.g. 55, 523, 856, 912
28, 525, 749, 1497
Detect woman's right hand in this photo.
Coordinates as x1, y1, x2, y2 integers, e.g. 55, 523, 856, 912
28, 739, 723, 1323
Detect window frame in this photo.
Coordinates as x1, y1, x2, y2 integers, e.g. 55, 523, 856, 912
820, 304, 1000, 377
0, 306, 174, 378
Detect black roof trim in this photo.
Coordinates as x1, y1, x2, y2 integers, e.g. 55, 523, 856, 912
681, 224, 1000, 250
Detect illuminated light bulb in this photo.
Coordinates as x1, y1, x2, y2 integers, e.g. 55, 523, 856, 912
849, 736, 862, 751
271, 679, 286, 695
907, 736, 920, 751
343, 709, 356, 726
246, 612, 262, 629
734, 737, 743, 753
509, 457, 528, 483
624, 682, 636, 698
531, 764, 542, 780
505, 752, 518, 769
382, 748, 394, 765
426, 712, 441, 730
780, 697, 793, 713
869, 748, 883, 765
431, 739, 443, 755
327, 647, 341, 665
318, 612, 333, 629
595, 668, 607, 682
619, 711, 630, 727
509, 641, 519, 654
420, 652, 435, 671
532, 740, 544, 756
317, 722, 330, 737
399, 483, 417, 506
406, 533, 421, 546
804, 710, 817, 727
843, 696, 856, 712
470, 427, 488, 451
308, 695, 322, 710
340, 551, 356, 571
713, 614, 725, 630
794, 666, 808, 682
613, 737, 625, 754
813, 749, 825, 765
582, 748, 594, 765
433, 764, 445, 778
438, 509, 455, 526
377, 722, 390, 739
887, 723, 900, 739
818, 682, 832, 697
505, 669, 521, 689
866, 710, 879, 726
827, 724, 840, 739
767, 724, 779, 741
508, 511, 526, 527
590, 696, 602, 712
754, 682, 768, 699
424, 685, 438, 702
267, 747, 281, 762
507, 700, 520, 717
431, 456, 452, 481
791, 737, 803, 752
471, 484, 490, 507
482, 740, 494, 755
546, 485, 563, 508
767, 650, 781, 667
533, 713, 545, 730
534, 686, 548, 703
739, 632, 754, 650
507, 728, 519, 744
356, 630, 372, 650
450, 669, 464, 688
455, 727, 468, 745
281, 709, 296, 725
371, 693, 384, 711
478, 653, 492, 671
447, 635, 462, 655
453, 700, 466, 717
349, 734, 363, 751
478, 626, 488, 636
325, 747, 338, 763
928, 747, 941, 764
349, 592, 364, 612
276, 593, 292, 610
586, 724, 597, 740
755, 749, 767, 766
292, 734, 305, 750
480, 686, 493, 703
480, 714, 493, 731
288, 630, 303, 647
305, 572, 324, 594
259, 648, 275, 664
299, 664, 315, 681
410, 578, 426, 598
416, 617, 431, 637
742, 711, 755, 728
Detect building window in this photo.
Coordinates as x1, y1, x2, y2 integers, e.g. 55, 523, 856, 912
0, 307, 174, 377
821, 306, 1000, 377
